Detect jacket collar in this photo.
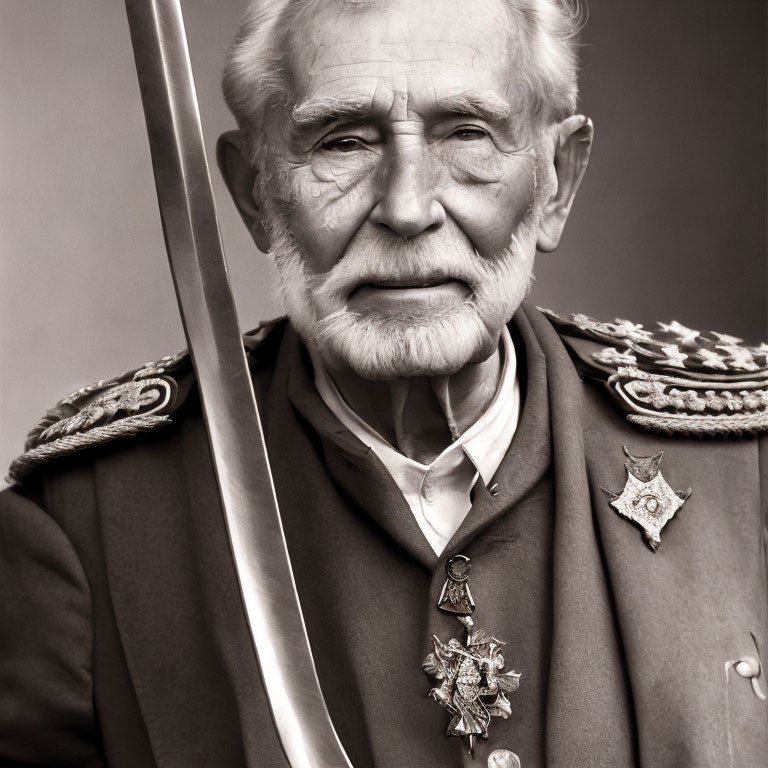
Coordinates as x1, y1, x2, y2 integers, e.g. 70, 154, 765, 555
284, 304, 552, 570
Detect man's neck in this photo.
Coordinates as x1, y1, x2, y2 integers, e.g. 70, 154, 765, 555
325, 349, 503, 465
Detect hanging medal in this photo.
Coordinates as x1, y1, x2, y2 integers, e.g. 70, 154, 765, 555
422, 555, 521, 758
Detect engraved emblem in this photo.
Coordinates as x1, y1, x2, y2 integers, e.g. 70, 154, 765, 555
602, 447, 691, 550
423, 556, 520, 757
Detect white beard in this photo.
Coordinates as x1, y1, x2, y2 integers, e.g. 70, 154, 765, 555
264, 208, 538, 380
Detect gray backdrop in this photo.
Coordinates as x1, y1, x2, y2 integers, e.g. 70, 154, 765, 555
1, 0, 765, 480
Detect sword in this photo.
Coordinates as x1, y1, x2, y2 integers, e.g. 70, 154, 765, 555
123, 2, 353, 766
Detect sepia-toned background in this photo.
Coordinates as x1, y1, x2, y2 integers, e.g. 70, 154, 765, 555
1, 0, 766, 481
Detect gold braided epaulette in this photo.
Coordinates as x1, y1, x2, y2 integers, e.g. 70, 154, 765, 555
540, 308, 768, 437
7, 351, 191, 484
7, 318, 287, 484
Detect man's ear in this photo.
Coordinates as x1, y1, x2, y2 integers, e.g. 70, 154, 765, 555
536, 115, 593, 253
216, 130, 271, 253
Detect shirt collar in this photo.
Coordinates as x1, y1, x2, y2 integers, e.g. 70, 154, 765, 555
461, 327, 520, 485
308, 326, 520, 487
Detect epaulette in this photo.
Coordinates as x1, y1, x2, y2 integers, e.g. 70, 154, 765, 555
7, 318, 285, 484
540, 308, 768, 437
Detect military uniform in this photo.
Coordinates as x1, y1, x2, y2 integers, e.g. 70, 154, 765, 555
1, 303, 767, 768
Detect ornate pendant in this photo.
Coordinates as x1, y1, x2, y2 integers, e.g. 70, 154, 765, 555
423, 555, 521, 758
602, 446, 692, 551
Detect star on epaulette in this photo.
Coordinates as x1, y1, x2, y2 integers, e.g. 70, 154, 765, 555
540, 308, 768, 437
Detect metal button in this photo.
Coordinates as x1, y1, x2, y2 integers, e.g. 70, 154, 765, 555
488, 749, 521, 768
735, 656, 760, 679
730, 655, 767, 701
489, 483, 500, 497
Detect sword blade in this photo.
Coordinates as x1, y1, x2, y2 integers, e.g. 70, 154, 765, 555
123, 3, 352, 766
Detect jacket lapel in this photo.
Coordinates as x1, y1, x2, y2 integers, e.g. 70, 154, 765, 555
521, 307, 639, 768
284, 329, 440, 569
445, 308, 552, 556
95, 419, 287, 768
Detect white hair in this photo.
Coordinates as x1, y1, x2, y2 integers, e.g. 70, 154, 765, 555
222, 0, 583, 163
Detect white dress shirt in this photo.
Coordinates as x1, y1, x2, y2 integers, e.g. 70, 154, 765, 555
309, 328, 520, 555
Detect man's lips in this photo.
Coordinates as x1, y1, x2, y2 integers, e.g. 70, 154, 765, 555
347, 279, 471, 313
352, 277, 467, 292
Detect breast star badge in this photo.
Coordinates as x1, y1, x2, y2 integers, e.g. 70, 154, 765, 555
602, 447, 691, 551
423, 555, 521, 758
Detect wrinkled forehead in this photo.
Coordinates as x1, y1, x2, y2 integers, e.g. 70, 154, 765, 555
284, 0, 520, 113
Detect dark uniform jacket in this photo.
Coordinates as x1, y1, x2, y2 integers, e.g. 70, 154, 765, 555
1, 304, 767, 768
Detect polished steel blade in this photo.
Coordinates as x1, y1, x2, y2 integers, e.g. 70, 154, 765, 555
123, 2, 353, 766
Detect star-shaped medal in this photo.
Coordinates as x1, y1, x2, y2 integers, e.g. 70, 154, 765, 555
602, 447, 691, 551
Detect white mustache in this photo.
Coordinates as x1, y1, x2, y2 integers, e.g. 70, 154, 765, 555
310, 230, 506, 305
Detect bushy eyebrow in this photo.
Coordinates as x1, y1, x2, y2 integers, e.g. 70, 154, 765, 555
289, 90, 512, 134
435, 92, 511, 121
290, 96, 372, 132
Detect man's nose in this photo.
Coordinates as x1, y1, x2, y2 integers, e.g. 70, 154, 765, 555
369, 143, 446, 238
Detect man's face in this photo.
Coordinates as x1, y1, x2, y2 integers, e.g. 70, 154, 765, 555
258, 0, 553, 378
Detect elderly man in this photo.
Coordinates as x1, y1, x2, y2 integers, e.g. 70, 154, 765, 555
2, 1, 767, 767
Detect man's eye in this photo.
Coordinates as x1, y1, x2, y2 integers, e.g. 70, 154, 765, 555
321, 137, 364, 153
450, 127, 487, 141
